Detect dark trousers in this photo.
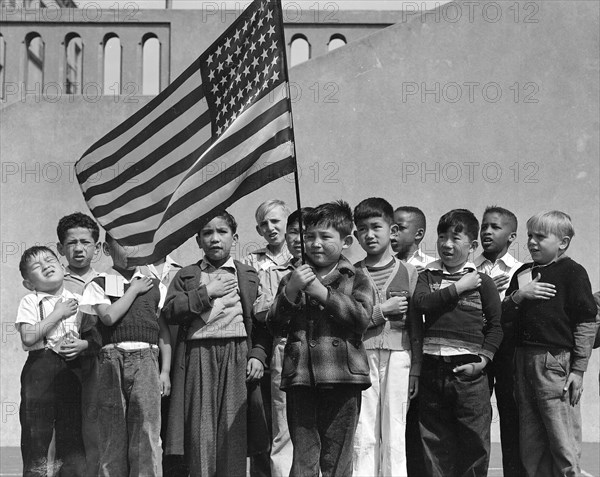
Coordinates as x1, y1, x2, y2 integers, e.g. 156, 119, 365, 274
405, 395, 427, 477
286, 385, 361, 477
419, 355, 491, 477
250, 370, 272, 477
488, 340, 526, 477
20, 350, 85, 477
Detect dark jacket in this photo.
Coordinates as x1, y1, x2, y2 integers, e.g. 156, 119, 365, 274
161, 260, 271, 456
268, 256, 373, 390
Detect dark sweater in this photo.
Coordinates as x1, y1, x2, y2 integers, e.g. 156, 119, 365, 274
502, 257, 597, 370
93, 276, 161, 345
413, 267, 503, 361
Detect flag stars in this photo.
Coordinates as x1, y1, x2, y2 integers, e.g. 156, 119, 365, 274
252, 57, 260, 68
249, 42, 257, 53
271, 56, 279, 67
229, 69, 237, 79
242, 65, 250, 77
261, 49, 269, 61
266, 9, 273, 20
271, 70, 280, 82
220, 76, 228, 85
269, 40, 277, 52
207, 54, 214, 64
208, 70, 215, 81
224, 37, 231, 49
234, 45, 242, 57
257, 17, 264, 28
212, 84, 219, 94
216, 62, 224, 73
258, 34, 266, 45
216, 45, 223, 56
267, 25, 275, 37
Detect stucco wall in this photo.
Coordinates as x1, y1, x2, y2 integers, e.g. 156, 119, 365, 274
1, 0, 599, 446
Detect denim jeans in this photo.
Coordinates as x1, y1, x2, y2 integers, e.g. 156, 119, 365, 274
97, 346, 162, 477
418, 355, 491, 477
287, 385, 362, 477
514, 347, 581, 477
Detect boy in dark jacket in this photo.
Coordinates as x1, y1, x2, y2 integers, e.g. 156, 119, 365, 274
413, 209, 502, 477
269, 200, 373, 477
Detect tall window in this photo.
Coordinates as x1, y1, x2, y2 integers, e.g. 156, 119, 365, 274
103, 34, 121, 95
65, 34, 83, 94
0, 34, 5, 99
25, 32, 44, 91
142, 34, 160, 95
328, 34, 346, 52
290, 35, 310, 67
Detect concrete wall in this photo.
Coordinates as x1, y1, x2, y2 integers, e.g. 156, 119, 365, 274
1, 0, 599, 446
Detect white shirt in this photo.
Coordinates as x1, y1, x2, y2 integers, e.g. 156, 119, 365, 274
406, 249, 437, 270
474, 252, 522, 300
15, 288, 82, 351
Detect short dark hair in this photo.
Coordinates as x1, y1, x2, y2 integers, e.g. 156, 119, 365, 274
198, 210, 237, 234
304, 200, 353, 237
437, 209, 479, 242
394, 206, 427, 231
287, 207, 314, 229
483, 206, 518, 232
353, 198, 394, 225
57, 212, 100, 244
19, 246, 59, 279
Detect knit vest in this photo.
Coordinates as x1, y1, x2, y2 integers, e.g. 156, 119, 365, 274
93, 276, 161, 345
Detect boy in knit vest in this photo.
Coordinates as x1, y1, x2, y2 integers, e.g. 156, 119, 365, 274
413, 209, 502, 477
502, 211, 597, 477
351, 198, 421, 477
80, 235, 172, 476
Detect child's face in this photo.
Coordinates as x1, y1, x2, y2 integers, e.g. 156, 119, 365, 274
305, 224, 351, 273
480, 213, 515, 256
103, 238, 134, 271
285, 220, 303, 259
391, 211, 420, 255
527, 228, 568, 265
23, 251, 64, 294
197, 217, 238, 265
437, 226, 477, 272
354, 217, 393, 257
57, 227, 100, 271
256, 206, 287, 248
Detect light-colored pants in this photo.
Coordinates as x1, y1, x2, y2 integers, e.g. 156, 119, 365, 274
515, 347, 581, 477
270, 337, 293, 477
353, 349, 411, 477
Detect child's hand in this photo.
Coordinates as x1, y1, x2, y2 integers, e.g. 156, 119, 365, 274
285, 265, 316, 301
129, 276, 154, 295
381, 296, 408, 319
414, 265, 426, 274
160, 370, 171, 397
246, 358, 264, 382
514, 274, 555, 302
492, 274, 510, 293
409, 375, 419, 400
53, 298, 79, 319
455, 271, 481, 295
205, 275, 237, 299
563, 371, 583, 406
58, 337, 88, 360
453, 355, 488, 377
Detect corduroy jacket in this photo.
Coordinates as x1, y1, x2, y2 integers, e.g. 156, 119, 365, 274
268, 256, 373, 390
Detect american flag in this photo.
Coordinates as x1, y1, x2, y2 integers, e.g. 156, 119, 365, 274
75, 0, 295, 266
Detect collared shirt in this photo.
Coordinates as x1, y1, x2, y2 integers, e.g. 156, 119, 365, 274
474, 252, 522, 301
63, 266, 99, 295
244, 247, 294, 318
187, 257, 246, 339
144, 256, 183, 301
423, 260, 481, 357
79, 268, 167, 315
405, 249, 436, 271
15, 288, 82, 351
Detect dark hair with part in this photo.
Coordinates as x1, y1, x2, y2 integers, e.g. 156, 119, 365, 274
395, 206, 427, 231
304, 200, 354, 237
437, 209, 479, 242
287, 207, 314, 229
19, 246, 59, 279
483, 206, 518, 232
57, 212, 100, 243
353, 198, 394, 225
198, 210, 238, 234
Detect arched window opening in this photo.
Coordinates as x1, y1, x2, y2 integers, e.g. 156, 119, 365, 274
103, 34, 121, 95
328, 34, 346, 52
142, 34, 160, 95
290, 35, 310, 67
25, 32, 44, 90
65, 34, 83, 94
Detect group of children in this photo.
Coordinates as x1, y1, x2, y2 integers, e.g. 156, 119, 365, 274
15, 200, 598, 477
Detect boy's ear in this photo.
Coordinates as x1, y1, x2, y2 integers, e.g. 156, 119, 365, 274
507, 231, 517, 244
559, 236, 571, 251
390, 224, 399, 235
414, 228, 425, 242
469, 239, 479, 252
22, 279, 35, 291
342, 234, 353, 250
255, 224, 262, 237
102, 241, 111, 257
56, 242, 66, 257
195, 234, 202, 248
232, 233, 239, 247
94, 241, 101, 255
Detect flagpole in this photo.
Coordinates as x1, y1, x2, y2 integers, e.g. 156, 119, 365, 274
275, 0, 306, 264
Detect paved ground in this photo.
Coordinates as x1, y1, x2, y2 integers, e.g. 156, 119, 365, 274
1, 443, 598, 476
